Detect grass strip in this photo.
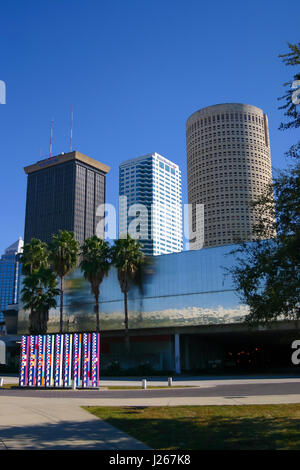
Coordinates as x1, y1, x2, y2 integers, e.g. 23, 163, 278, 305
83, 403, 300, 450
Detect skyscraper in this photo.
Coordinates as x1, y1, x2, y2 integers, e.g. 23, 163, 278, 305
186, 103, 273, 249
0, 238, 23, 323
119, 153, 183, 256
24, 151, 110, 245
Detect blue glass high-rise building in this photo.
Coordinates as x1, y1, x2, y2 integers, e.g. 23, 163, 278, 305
119, 153, 183, 256
0, 238, 23, 324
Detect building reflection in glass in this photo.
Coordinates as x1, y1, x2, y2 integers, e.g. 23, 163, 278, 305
18, 244, 248, 334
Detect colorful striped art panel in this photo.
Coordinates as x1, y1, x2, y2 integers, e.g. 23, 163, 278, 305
45, 334, 53, 387
19, 335, 29, 387
54, 334, 63, 387
63, 334, 71, 388
28, 335, 36, 387
91, 333, 100, 388
82, 333, 89, 388
19, 333, 100, 388
73, 333, 80, 388
37, 335, 46, 387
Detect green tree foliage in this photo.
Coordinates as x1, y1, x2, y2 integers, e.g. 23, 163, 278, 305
21, 238, 49, 275
229, 42, 300, 324
20, 239, 55, 334
80, 236, 111, 332
111, 234, 145, 349
48, 230, 80, 333
21, 267, 59, 335
278, 42, 300, 130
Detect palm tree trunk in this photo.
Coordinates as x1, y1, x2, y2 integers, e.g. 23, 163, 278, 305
40, 310, 48, 335
59, 276, 64, 333
30, 310, 40, 335
95, 290, 100, 333
29, 310, 37, 335
124, 291, 130, 352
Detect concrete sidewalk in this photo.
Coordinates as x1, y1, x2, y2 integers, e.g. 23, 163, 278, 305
0, 396, 150, 450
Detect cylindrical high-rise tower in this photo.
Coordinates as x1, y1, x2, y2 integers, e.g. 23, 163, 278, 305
186, 103, 273, 249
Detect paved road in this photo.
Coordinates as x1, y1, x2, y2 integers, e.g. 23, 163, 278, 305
1, 379, 300, 399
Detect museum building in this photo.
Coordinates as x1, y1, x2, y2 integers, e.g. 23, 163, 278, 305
16, 244, 298, 374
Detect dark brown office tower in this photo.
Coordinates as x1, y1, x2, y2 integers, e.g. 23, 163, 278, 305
24, 151, 110, 245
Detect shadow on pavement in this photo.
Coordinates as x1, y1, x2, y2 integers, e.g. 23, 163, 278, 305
0, 417, 150, 450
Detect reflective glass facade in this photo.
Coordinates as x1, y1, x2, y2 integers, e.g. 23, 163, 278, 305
18, 244, 248, 334
0, 239, 23, 323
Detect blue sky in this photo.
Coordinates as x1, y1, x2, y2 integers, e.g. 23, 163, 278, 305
0, 0, 299, 254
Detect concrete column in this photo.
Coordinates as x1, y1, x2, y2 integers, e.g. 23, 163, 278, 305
174, 333, 181, 375
167, 337, 173, 370
0, 340, 6, 365
184, 336, 190, 371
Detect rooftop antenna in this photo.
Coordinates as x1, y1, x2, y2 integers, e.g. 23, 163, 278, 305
70, 104, 74, 152
49, 118, 54, 158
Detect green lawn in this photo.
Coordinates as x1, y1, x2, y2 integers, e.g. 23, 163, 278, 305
83, 404, 300, 450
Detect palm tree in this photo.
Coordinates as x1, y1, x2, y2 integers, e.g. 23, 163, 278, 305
48, 230, 79, 333
80, 236, 111, 332
21, 238, 49, 275
132, 255, 154, 322
111, 234, 145, 350
21, 267, 60, 335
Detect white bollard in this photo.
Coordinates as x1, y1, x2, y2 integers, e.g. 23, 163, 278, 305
142, 379, 147, 390
0, 378, 3, 387
168, 377, 173, 387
